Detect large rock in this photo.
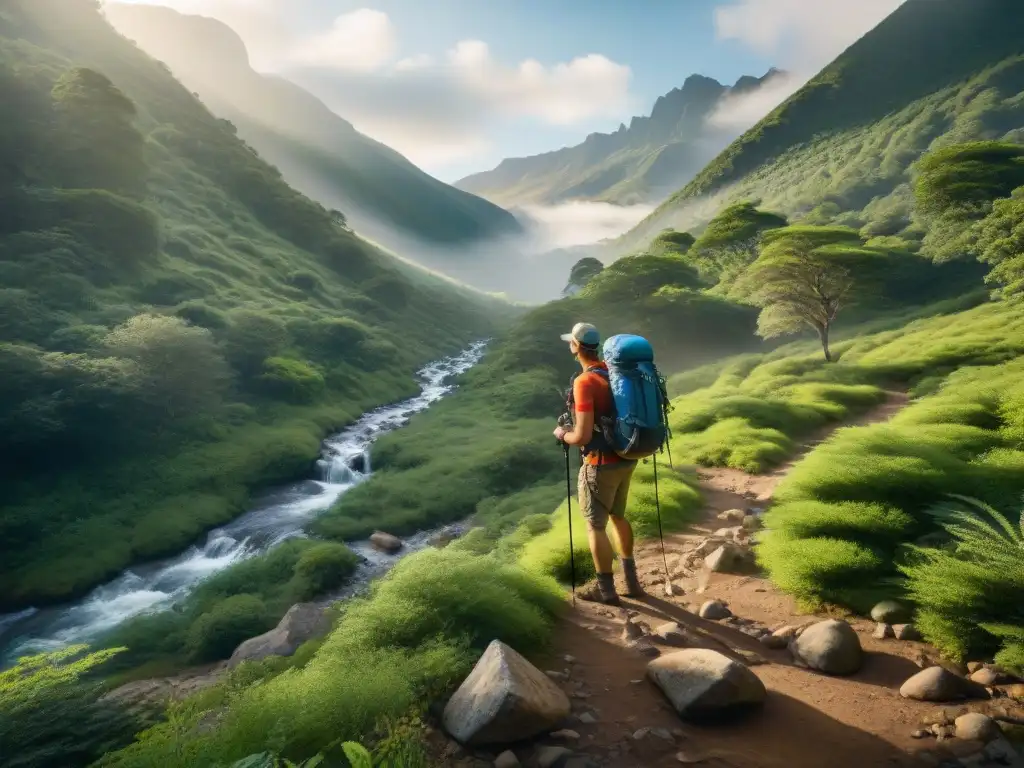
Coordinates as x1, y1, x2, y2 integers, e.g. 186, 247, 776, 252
370, 531, 403, 553
228, 603, 330, 667
954, 712, 1001, 743
717, 509, 746, 524
646, 649, 767, 718
442, 640, 571, 746
870, 600, 912, 624
790, 619, 862, 675
899, 666, 991, 702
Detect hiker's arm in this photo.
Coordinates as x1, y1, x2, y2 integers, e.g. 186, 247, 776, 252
558, 408, 594, 446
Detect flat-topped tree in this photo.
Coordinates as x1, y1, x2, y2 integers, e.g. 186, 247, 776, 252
738, 226, 882, 361
691, 201, 788, 283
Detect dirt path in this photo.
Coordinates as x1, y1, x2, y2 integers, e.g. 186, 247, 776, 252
532, 391, 974, 768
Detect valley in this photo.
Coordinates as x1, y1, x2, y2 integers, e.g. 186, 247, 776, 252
3, 1, 1024, 767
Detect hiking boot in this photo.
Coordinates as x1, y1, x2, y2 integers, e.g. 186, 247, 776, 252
576, 574, 621, 606
620, 558, 646, 598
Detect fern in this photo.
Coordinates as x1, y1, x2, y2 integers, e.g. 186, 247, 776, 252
900, 495, 1024, 672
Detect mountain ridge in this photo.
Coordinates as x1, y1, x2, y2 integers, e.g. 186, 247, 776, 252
454, 68, 785, 208
104, 3, 523, 252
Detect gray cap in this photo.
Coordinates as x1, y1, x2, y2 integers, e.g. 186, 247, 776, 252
560, 322, 600, 349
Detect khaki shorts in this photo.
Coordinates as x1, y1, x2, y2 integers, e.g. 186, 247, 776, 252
578, 461, 635, 529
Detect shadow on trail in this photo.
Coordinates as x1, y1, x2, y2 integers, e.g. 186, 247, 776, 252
538, 604, 923, 768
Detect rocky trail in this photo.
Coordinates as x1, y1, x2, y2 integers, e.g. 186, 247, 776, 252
436, 392, 1024, 768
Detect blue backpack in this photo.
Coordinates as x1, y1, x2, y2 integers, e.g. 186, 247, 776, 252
590, 334, 670, 460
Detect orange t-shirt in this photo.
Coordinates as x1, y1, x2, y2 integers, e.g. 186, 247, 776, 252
573, 363, 623, 466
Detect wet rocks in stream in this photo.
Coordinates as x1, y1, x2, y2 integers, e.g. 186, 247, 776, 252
369, 531, 403, 553
442, 640, 571, 746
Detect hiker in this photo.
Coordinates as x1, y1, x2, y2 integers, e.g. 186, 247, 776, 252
553, 322, 644, 606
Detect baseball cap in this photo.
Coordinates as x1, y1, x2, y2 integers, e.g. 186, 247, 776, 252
560, 322, 600, 349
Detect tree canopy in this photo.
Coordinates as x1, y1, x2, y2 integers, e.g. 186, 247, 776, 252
914, 141, 1024, 220
739, 225, 883, 360
691, 201, 788, 281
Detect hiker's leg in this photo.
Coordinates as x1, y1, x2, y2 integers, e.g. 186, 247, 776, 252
578, 464, 619, 605
610, 464, 644, 596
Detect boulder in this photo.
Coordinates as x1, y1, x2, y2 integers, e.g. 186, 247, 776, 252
646, 649, 767, 718
894, 624, 922, 641
228, 603, 330, 667
442, 640, 571, 746
699, 600, 732, 621
370, 531, 403, 553
704, 544, 754, 574
717, 509, 746, 524
870, 600, 912, 624
899, 667, 990, 702
954, 712, 1001, 743
790, 619, 862, 675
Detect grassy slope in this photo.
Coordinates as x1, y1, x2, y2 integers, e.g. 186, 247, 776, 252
0, 0, 514, 611
618, 0, 1024, 250
103, 3, 522, 247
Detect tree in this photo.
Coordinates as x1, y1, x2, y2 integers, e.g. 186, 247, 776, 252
51, 67, 147, 195
691, 201, 788, 283
973, 187, 1024, 297
739, 226, 880, 361
104, 314, 230, 425
648, 229, 696, 256
564, 257, 604, 295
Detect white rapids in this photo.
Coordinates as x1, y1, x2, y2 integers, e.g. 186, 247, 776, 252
0, 342, 486, 663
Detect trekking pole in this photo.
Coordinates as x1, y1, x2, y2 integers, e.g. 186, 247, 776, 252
563, 443, 577, 608
653, 454, 676, 597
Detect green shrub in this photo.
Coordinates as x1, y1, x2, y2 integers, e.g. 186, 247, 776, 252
292, 542, 360, 600
258, 357, 325, 403
187, 594, 270, 662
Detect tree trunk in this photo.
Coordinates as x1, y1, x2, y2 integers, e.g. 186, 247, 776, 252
818, 324, 832, 363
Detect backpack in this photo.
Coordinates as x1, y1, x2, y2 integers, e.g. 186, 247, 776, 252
565, 334, 670, 461
597, 334, 670, 460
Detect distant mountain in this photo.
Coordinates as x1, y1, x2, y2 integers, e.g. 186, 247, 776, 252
104, 3, 522, 250
454, 69, 785, 208
618, 0, 1024, 250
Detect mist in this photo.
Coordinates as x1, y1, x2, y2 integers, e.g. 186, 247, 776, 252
707, 70, 808, 132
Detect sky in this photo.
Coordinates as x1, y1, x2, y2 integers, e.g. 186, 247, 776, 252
107, 0, 906, 182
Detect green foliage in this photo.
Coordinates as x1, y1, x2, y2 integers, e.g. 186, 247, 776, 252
0, 645, 138, 768
649, 228, 696, 256
690, 201, 788, 282
97, 549, 563, 766
972, 187, 1024, 296
258, 357, 326, 403
292, 543, 360, 600
914, 141, 1024, 219
901, 497, 1024, 671
187, 594, 270, 662
566, 257, 604, 290
738, 226, 886, 360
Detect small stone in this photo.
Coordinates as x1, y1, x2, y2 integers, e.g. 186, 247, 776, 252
870, 600, 912, 624
494, 751, 520, 768
545, 670, 567, 681
571, 691, 590, 699
550, 729, 581, 741
651, 727, 673, 741
970, 666, 1013, 686
578, 712, 597, 725
718, 509, 746, 523
652, 622, 692, 647
759, 633, 789, 649
912, 729, 930, 739
772, 625, 798, 641
954, 713, 1001, 743
630, 679, 643, 684
564, 655, 576, 664
369, 530, 403, 553
894, 624, 923, 641
632, 727, 650, 740
628, 639, 662, 658
536, 746, 571, 768
967, 661, 985, 674
699, 600, 731, 620
622, 617, 644, 641
873, 623, 895, 640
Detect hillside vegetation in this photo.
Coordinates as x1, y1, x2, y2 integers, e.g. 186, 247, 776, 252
0, 0, 511, 612
103, 3, 522, 251
620, 0, 1024, 250
456, 71, 783, 207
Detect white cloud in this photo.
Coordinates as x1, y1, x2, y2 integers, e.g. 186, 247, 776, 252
519, 201, 655, 250
714, 0, 907, 71
288, 8, 397, 71
707, 70, 807, 132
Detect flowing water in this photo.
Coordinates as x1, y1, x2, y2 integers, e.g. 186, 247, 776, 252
0, 342, 486, 664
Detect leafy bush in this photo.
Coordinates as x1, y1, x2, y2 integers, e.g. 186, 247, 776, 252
257, 357, 325, 403
187, 594, 270, 662
901, 497, 1024, 671
0, 645, 138, 768
292, 543, 360, 600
